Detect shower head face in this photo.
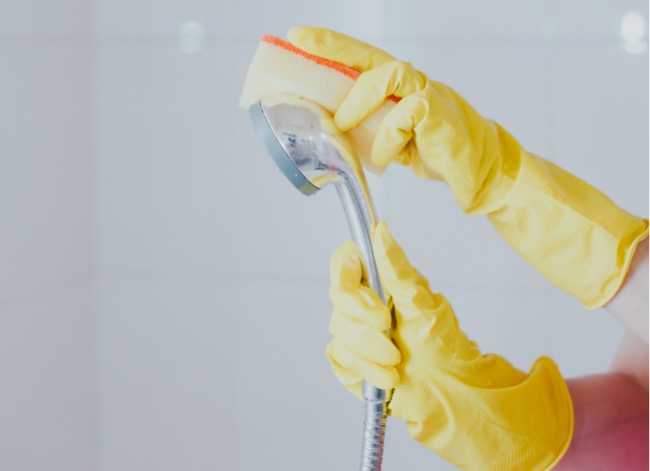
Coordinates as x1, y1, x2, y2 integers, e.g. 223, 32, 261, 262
250, 93, 379, 278
249, 95, 354, 196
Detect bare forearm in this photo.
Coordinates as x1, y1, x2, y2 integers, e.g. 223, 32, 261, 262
610, 329, 649, 389
605, 237, 648, 343
555, 374, 649, 470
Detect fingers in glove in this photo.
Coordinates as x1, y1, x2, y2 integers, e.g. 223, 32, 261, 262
330, 309, 401, 367
372, 221, 440, 322
335, 60, 428, 131
328, 356, 363, 400
326, 340, 400, 391
370, 88, 430, 170
330, 289, 392, 331
330, 239, 392, 331
330, 240, 363, 291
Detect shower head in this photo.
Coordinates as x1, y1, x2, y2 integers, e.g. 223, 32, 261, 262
249, 94, 356, 196
249, 94, 390, 471
249, 94, 380, 297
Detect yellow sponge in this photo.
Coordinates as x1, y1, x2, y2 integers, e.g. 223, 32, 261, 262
239, 35, 395, 174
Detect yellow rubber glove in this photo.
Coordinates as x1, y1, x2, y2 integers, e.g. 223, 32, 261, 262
329, 221, 573, 470
289, 27, 649, 309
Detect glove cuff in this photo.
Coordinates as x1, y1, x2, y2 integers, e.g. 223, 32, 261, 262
487, 151, 648, 309
504, 356, 574, 471
400, 355, 573, 471
473, 356, 573, 471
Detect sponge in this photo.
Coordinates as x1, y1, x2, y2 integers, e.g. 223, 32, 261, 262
239, 35, 395, 175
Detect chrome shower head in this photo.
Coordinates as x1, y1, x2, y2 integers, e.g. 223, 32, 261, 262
249, 94, 380, 296
249, 94, 356, 196
249, 93, 391, 471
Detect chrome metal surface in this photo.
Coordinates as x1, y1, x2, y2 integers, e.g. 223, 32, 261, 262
250, 96, 391, 471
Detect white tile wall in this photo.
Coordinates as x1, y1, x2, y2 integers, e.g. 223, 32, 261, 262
94, 274, 239, 470
548, 0, 649, 38
550, 43, 649, 216
0, 18, 95, 471
0, 0, 91, 37
2, 0, 647, 470
93, 41, 237, 275
0, 281, 95, 471
0, 42, 93, 303
92, 0, 389, 40
384, 0, 550, 39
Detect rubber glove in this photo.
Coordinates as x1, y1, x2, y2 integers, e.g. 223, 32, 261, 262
329, 221, 573, 470
289, 27, 649, 310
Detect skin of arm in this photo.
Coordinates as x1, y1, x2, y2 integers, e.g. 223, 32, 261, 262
604, 237, 649, 343
556, 372, 648, 470
555, 237, 649, 470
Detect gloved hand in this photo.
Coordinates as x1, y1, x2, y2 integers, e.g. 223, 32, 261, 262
329, 221, 573, 470
289, 27, 648, 309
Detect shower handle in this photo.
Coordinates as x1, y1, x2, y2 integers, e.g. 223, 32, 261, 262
335, 177, 391, 471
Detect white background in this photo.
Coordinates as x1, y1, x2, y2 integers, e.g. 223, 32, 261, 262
0, 0, 647, 469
